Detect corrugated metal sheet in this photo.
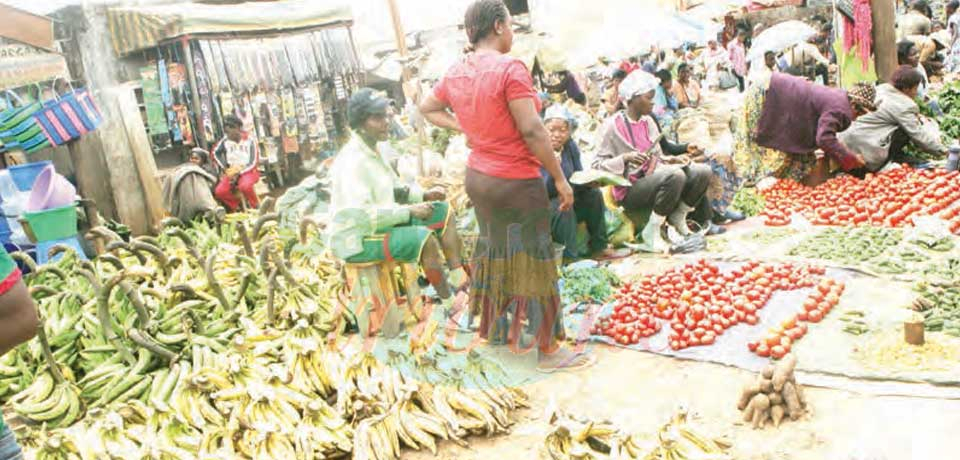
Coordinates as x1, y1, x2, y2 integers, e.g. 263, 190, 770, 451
106, 0, 353, 56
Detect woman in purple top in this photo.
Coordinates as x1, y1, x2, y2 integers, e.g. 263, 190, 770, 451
736, 73, 876, 186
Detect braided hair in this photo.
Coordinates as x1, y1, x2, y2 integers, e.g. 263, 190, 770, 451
464, 0, 509, 47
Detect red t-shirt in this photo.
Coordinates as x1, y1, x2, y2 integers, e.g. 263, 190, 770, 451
433, 52, 542, 179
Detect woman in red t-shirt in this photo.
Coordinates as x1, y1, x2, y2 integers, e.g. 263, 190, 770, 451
420, 0, 593, 372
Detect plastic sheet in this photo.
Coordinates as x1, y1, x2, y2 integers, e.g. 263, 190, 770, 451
563, 258, 960, 397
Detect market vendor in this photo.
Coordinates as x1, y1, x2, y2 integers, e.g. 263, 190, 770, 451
161, 148, 223, 222
594, 71, 713, 253
328, 88, 467, 301
748, 73, 876, 185
212, 115, 260, 211
839, 65, 947, 171
899, 0, 932, 39
672, 64, 701, 109
653, 69, 679, 129
541, 105, 613, 261
601, 69, 628, 116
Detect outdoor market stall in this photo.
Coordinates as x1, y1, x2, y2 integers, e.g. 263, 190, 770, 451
105, 0, 363, 188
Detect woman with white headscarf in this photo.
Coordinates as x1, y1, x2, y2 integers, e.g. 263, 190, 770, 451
593, 71, 713, 253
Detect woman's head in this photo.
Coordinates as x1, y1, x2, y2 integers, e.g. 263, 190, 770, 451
347, 88, 391, 142
847, 82, 877, 117
619, 71, 659, 117
898, 40, 919, 67
655, 69, 673, 90
891, 65, 924, 98
677, 64, 691, 82
464, 0, 512, 53
544, 105, 576, 152
189, 148, 208, 166
764, 51, 777, 69
949, 0, 959, 17
913, 0, 930, 15
223, 115, 243, 142
612, 69, 628, 84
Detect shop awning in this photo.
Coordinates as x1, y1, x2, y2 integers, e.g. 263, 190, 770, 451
0, 42, 68, 89
106, 0, 353, 56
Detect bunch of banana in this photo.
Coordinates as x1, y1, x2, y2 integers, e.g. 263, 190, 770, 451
171, 365, 232, 429
297, 398, 353, 455
31, 432, 83, 460
541, 409, 732, 460
0, 350, 30, 399
10, 368, 84, 428
85, 348, 154, 408
236, 427, 298, 459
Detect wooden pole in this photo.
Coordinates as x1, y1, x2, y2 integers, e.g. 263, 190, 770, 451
872, 0, 897, 81
385, 0, 426, 175
181, 38, 208, 150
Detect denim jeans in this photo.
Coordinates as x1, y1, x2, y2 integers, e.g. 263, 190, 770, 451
0, 424, 23, 460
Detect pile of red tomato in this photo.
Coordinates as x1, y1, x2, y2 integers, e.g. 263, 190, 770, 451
760, 167, 960, 232
748, 277, 844, 359
591, 259, 833, 350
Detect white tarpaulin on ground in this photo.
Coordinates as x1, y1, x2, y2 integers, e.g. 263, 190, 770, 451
746, 20, 817, 62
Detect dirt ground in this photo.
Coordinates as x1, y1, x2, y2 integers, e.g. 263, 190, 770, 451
407, 345, 959, 460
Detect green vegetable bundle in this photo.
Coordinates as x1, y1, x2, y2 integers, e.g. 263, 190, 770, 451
560, 266, 620, 305
788, 227, 902, 265
914, 282, 960, 337
732, 188, 765, 217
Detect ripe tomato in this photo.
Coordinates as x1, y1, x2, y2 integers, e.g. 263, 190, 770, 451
756, 344, 771, 357
771, 345, 787, 359
745, 314, 759, 325
807, 310, 823, 323
701, 332, 716, 345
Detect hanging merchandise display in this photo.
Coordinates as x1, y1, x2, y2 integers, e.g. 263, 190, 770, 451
172, 104, 194, 146
191, 43, 216, 145
281, 86, 299, 154
33, 81, 104, 148
0, 90, 48, 154
139, 66, 168, 138
842, 0, 873, 72
139, 26, 361, 184
158, 58, 182, 142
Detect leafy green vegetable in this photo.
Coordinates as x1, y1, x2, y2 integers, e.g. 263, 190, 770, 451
560, 266, 620, 305
732, 188, 765, 217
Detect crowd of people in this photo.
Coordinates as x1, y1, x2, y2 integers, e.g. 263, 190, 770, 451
159, 0, 960, 372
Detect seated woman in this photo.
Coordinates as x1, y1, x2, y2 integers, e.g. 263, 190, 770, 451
840, 65, 947, 171
328, 88, 467, 301
672, 64, 701, 109
736, 73, 875, 186
161, 148, 223, 222
541, 105, 613, 261
653, 69, 680, 130
594, 71, 713, 253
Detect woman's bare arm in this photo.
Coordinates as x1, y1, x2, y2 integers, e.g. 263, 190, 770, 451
419, 94, 462, 132
0, 280, 38, 357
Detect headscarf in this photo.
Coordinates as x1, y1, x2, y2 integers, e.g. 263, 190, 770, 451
847, 82, 877, 112
618, 70, 659, 102
543, 104, 578, 132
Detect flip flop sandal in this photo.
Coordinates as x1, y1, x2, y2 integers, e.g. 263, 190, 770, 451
592, 248, 632, 261
537, 352, 597, 374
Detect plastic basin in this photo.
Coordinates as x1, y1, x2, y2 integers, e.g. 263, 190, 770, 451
22, 205, 77, 242
8, 161, 52, 191
26, 165, 76, 211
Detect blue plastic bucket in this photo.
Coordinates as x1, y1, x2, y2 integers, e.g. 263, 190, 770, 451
8, 161, 52, 191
